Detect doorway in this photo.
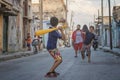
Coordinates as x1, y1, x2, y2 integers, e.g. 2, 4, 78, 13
3, 16, 8, 53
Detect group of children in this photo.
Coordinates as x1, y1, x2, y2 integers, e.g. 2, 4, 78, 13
26, 17, 95, 78
72, 24, 95, 63
45, 17, 95, 78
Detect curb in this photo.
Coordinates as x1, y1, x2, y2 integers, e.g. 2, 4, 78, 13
0, 51, 35, 62
99, 47, 120, 57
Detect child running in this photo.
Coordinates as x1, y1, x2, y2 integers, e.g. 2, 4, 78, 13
45, 17, 66, 78
81, 25, 95, 63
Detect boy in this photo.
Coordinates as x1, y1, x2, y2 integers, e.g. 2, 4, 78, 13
45, 17, 66, 77
26, 33, 32, 51
72, 24, 84, 57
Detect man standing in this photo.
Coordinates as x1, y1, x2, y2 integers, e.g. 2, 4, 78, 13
72, 24, 84, 57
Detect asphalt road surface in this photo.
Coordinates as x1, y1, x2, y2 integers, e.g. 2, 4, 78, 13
0, 47, 120, 80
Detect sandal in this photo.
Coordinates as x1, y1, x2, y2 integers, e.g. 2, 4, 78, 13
44, 72, 57, 78
53, 71, 60, 75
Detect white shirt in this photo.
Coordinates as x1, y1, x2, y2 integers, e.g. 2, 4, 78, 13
75, 31, 83, 44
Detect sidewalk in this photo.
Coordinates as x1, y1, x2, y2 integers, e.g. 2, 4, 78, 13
0, 47, 66, 62
0, 50, 36, 62
99, 46, 120, 56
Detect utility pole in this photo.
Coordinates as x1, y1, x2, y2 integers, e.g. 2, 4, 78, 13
66, 0, 68, 23
39, 0, 44, 49
70, 11, 73, 28
108, 0, 113, 50
39, 0, 43, 29
98, 9, 100, 25
101, 0, 104, 46
72, 22, 74, 31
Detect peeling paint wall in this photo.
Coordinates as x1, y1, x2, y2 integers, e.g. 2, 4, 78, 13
8, 16, 18, 52
43, 0, 66, 20
8, 14, 23, 52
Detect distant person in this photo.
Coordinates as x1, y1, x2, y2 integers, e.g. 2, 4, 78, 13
38, 36, 42, 51
26, 33, 32, 51
72, 24, 84, 57
45, 17, 66, 78
81, 25, 95, 63
32, 35, 39, 53
89, 26, 99, 50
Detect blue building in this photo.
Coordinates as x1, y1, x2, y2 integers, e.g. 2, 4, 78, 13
113, 6, 120, 48
43, 20, 51, 48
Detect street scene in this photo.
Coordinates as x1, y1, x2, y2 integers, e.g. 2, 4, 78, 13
0, 47, 120, 80
0, 0, 120, 80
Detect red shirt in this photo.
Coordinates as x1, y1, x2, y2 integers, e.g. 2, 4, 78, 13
72, 30, 85, 42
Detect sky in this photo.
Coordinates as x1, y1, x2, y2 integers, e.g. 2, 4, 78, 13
31, 0, 120, 28
67, 0, 120, 28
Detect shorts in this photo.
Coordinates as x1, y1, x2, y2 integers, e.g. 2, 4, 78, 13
74, 42, 83, 51
27, 43, 31, 47
48, 48, 62, 61
81, 44, 91, 54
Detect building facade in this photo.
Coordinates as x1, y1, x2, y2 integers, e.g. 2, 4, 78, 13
95, 5, 120, 49
0, 0, 32, 54
22, 0, 32, 48
113, 6, 120, 48
0, 0, 19, 53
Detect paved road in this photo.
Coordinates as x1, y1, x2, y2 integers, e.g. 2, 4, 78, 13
0, 47, 120, 80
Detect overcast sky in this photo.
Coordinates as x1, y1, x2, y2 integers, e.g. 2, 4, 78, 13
67, 0, 120, 28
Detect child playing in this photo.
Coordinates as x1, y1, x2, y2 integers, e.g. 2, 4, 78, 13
26, 33, 32, 51
45, 17, 66, 78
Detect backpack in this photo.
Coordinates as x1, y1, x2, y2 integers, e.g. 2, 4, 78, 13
84, 32, 95, 45
32, 39, 39, 46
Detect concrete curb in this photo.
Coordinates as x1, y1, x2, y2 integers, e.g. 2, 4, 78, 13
99, 46, 120, 57
0, 51, 35, 62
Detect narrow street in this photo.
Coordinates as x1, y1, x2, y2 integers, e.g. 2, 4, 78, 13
0, 47, 120, 80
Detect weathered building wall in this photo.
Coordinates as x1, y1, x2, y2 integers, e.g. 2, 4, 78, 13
0, 14, 3, 53
43, 0, 66, 20
113, 6, 120, 48
32, 0, 66, 20
8, 16, 18, 52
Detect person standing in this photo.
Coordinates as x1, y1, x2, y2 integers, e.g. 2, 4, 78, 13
72, 24, 84, 57
45, 17, 66, 78
81, 25, 95, 63
90, 26, 99, 50
32, 35, 39, 53
26, 33, 32, 51
38, 36, 42, 51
